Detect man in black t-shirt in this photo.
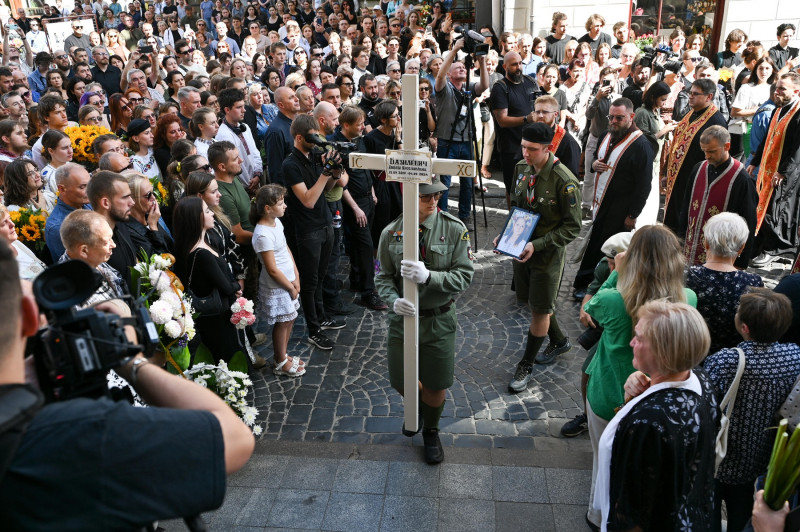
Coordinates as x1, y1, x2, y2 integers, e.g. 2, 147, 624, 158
545, 12, 574, 65
577, 14, 613, 53
490, 51, 539, 207
283, 114, 346, 351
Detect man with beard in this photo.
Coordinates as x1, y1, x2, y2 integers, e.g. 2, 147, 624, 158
0, 92, 27, 131
621, 58, 652, 110
663, 78, 727, 232
357, 74, 381, 132
86, 171, 138, 291
610, 22, 629, 59
531, 96, 581, 181
120, 14, 145, 52
434, 38, 489, 224
747, 72, 800, 266
679, 125, 758, 267
574, 98, 653, 292
490, 50, 539, 208
0, 119, 27, 162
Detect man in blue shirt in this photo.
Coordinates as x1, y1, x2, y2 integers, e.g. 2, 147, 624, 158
27, 52, 51, 98
44, 164, 92, 260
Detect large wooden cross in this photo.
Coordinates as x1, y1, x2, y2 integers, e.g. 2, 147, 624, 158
349, 74, 476, 433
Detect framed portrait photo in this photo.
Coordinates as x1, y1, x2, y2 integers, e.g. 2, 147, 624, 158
495, 207, 540, 259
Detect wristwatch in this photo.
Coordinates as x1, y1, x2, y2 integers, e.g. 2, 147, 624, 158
128, 358, 150, 387
522, 115, 528, 124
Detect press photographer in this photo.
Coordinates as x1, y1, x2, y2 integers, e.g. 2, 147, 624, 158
434, 34, 490, 225
0, 244, 255, 531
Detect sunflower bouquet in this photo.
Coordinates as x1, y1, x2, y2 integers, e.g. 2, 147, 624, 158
9, 207, 48, 253
150, 177, 170, 207
64, 124, 114, 170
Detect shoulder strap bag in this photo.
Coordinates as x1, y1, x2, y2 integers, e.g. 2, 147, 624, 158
186, 249, 226, 317
715, 347, 746, 474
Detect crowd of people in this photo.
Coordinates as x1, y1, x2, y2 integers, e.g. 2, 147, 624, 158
1, 0, 800, 529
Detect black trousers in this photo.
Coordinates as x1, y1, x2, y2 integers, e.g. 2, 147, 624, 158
343, 194, 376, 295
296, 225, 334, 334
323, 199, 344, 309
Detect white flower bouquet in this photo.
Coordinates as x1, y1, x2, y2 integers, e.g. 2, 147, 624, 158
131, 252, 195, 373
183, 361, 263, 435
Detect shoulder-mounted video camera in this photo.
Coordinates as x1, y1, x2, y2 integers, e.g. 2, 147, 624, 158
453, 25, 490, 58
27, 261, 160, 403
305, 133, 358, 176
641, 44, 682, 74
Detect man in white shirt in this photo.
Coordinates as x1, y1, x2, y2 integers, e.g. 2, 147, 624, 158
24, 19, 49, 54
215, 87, 262, 192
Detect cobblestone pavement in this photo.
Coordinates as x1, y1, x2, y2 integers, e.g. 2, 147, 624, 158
247, 174, 794, 449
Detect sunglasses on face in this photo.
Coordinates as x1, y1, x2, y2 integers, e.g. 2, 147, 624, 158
419, 192, 442, 201
144, 190, 154, 200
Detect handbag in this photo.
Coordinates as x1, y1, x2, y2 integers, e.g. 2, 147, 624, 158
186, 250, 226, 317
715, 347, 746, 474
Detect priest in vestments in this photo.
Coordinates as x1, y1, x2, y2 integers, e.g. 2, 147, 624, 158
747, 72, 800, 266
573, 97, 653, 291
678, 125, 758, 268
662, 78, 728, 232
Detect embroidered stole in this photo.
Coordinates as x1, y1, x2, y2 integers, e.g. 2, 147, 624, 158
754, 98, 800, 234
664, 104, 718, 210
683, 158, 742, 265
591, 129, 643, 219
549, 125, 567, 154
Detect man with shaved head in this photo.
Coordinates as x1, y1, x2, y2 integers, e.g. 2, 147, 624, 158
314, 101, 353, 314
490, 50, 541, 207
264, 86, 301, 187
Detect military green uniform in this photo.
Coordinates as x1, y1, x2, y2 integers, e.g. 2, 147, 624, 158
510, 153, 582, 314
376, 210, 475, 391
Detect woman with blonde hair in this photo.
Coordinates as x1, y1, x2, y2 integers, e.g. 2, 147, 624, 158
597, 300, 718, 531
122, 172, 173, 252
583, 224, 697, 529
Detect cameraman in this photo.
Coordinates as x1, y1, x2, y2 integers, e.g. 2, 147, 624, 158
0, 242, 255, 529
434, 36, 489, 224
283, 114, 345, 351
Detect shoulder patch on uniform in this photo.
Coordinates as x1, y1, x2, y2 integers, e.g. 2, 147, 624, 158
440, 211, 464, 225
460, 229, 470, 241
562, 183, 576, 196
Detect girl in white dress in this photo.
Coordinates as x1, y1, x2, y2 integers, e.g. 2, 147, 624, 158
250, 184, 306, 377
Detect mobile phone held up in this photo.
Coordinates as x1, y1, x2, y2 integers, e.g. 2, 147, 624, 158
139, 45, 154, 54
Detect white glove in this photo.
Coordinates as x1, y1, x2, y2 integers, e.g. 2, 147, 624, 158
393, 298, 416, 316
400, 259, 430, 285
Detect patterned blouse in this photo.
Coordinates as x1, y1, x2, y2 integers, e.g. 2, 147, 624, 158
608, 370, 719, 531
705, 341, 800, 484
686, 266, 764, 353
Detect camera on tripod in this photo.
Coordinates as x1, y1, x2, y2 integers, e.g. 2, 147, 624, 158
453, 25, 490, 58
27, 260, 159, 403
640, 44, 682, 74
305, 133, 358, 176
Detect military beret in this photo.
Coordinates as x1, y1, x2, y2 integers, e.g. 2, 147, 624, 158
521, 123, 554, 145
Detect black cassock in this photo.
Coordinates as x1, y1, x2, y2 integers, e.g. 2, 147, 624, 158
750, 102, 800, 257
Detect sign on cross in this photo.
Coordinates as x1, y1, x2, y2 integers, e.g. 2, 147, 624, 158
350, 74, 476, 433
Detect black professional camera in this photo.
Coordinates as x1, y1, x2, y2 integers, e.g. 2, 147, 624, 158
640, 45, 682, 74
305, 133, 358, 175
28, 260, 159, 403
453, 25, 490, 58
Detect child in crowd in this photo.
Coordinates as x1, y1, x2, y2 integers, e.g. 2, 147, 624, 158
249, 184, 305, 377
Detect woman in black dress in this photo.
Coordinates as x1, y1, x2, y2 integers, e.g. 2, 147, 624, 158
364, 100, 403, 250
173, 196, 248, 363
